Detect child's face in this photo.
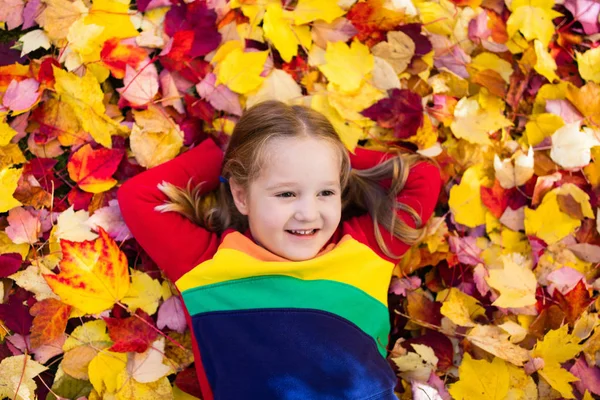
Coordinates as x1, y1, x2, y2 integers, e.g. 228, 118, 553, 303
230, 136, 343, 261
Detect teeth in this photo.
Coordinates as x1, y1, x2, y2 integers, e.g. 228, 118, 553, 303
289, 229, 316, 235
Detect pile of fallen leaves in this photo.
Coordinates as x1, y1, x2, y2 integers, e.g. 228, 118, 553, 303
1, 0, 600, 398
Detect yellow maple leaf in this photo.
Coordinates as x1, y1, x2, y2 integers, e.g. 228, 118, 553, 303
577, 47, 600, 84
122, 270, 162, 315
534, 40, 559, 82
263, 3, 309, 63
53, 67, 127, 148
0, 355, 47, 400
524, 113, 564, 146
88, 349, 127, 395
538, 364, 579, 399
450, 96, 513, 145
43, 227, 130, 315
327, 80, 384, 127
130, 106, 184, 169
63, 320, 111, 352
311, 94, 364, 152
448, 164, 491, 227
438, 287, 486, 327
556, 183, 594, 218
524, 188, 583, 244
66, 18, 105, 65
84, 0, 138, 42
0, 166, 23, 213
215, 48, 269, 94
486, 253, 537, 308
532, 324, 582, 398
0, 231, 29, 258
318, 40, 374, 94
448, 353, 510, 400
291, 0, 345, 25
506, 0, 562, 47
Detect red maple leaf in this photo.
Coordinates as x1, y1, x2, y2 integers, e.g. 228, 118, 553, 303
361, 89, 424, 139
104, 309, 159, 353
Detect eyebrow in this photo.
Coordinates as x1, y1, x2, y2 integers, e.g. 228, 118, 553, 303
265, 181, 340, 190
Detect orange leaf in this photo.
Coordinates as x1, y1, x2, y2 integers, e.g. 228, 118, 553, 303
0, 63, 31, 91
346, 0, 406, 46
471, 69, 507, 98
101, 38, 148, 80
566, 82, 600, 129
67, 144, 124, 194
43, 227, 130, 315
553, 280, 594, 325
30, 298, 72, 349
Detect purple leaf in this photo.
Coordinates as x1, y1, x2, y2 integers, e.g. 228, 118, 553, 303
361, 88, 423, 139
157, 296, 187, 333
571, 356, 600, 395
0, 253, 22, 277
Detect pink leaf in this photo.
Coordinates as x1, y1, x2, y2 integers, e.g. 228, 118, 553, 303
389, 276, 421, 296
196, 73, 242, 116
311, 18, 358, 49
159, 69, 185, 114
546, 99, 584, 124
570, 356, 600, 395
5, 206, 42, 245
546, 267, 587, 296
3, 78, 40, 113
117, 63, 159, 107
473, 264, 490, 297
157, 296, 187, 333
448, 236, 483, 266
0, 0, 24, 29
565, 0, 600, 35
87, 199, 132, 242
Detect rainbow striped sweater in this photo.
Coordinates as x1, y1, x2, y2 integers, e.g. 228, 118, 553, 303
117, 138, 441, 399
175, 231, 398, 399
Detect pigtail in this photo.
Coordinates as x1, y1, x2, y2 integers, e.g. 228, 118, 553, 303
343, 152, 430, 259
155, 178, 248, 234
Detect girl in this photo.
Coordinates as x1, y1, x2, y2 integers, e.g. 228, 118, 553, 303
117, 100, 441, 400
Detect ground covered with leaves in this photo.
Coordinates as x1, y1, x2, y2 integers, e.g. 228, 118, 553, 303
1, 0, 600, 399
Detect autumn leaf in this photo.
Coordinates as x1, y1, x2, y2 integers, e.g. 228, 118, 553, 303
486, 253, 537, 308
43, 227, 130, 315
104, 309, 159, 353
318, 40, 374, 93
52, 67, 127, 148
67, 144, 124, 193
0, 355, 47, 400
448, 353, 510, 400
30, 298, 72, 349
361, 88, 423, 139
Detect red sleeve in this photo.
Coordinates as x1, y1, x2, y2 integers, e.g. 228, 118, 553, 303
342, 147, 441, 263
117, 138, 224, 282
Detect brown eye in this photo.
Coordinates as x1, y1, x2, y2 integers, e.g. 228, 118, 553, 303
276, 192, 295, 198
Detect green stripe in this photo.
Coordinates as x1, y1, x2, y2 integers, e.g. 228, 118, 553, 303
181, 275, 390, 357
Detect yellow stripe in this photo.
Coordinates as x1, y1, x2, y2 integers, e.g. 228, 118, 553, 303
175, 232, 394, 306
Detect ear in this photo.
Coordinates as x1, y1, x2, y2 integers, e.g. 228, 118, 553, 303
229, 179, 249, 215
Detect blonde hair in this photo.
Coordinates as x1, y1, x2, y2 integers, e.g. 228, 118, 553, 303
156, 100, 431, 258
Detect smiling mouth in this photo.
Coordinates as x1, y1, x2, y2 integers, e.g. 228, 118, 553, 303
286, 229, 319, 236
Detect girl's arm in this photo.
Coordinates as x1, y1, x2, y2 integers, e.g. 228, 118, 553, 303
342, 147, 441, 263
117, 138, 224, 282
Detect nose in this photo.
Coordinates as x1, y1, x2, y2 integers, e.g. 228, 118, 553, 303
294, 197, 319, 222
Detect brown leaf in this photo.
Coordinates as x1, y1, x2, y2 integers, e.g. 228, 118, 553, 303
471, 69, 507, 97
30, 298, 72, 349
406, 289, 443, 328
557, 193, 585, 220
